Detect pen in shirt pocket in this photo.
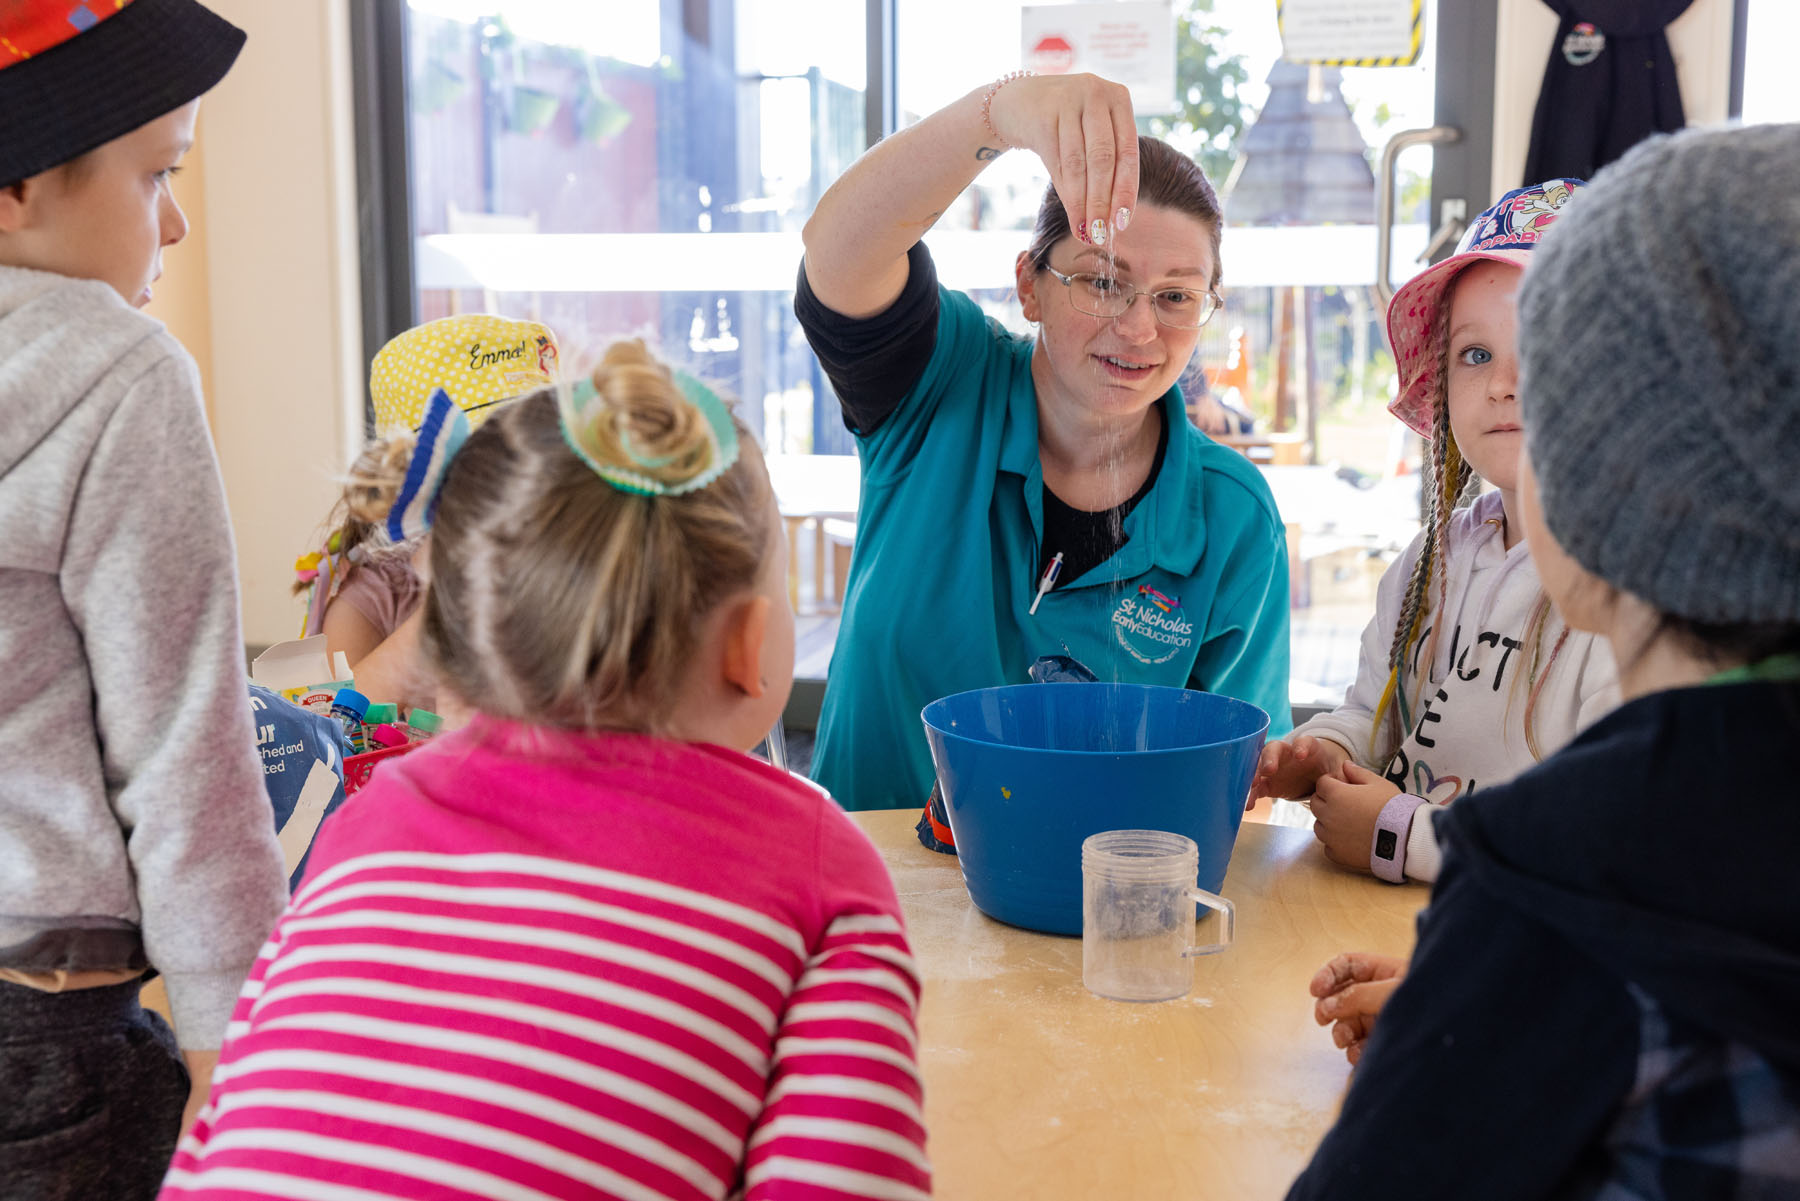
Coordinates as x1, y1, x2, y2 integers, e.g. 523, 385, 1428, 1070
1030, 551, 1064, 615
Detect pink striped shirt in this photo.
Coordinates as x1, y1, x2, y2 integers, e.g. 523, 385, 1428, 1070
160, 717, 929, 1200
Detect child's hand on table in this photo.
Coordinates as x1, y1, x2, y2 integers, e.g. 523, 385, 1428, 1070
1249, 735, 1351, 808
1309, 761, 1400, 869
1310, 951, 1407, 1065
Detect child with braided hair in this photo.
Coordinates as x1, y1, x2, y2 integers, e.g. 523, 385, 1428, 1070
1290, 122, 1800, 1201
1252, 180, 1618, 893
1257, 182, 1621, 1067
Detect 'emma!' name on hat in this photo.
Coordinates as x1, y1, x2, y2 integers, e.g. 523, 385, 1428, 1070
468, 340, 533, 370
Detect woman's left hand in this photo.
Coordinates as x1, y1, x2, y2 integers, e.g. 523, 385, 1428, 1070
1309, 761, 1400, 871
984, 72, 1140, 247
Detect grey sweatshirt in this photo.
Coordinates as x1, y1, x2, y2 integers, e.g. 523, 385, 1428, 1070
0, 264, 286, 1049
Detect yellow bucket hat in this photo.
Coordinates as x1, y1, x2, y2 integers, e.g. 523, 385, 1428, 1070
369, 314, 560, 436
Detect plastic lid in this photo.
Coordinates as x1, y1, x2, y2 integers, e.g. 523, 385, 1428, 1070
331, 687, 371, 717
368, 723, 408, 748
365, 702, 399, 725
407, 708, 444, 733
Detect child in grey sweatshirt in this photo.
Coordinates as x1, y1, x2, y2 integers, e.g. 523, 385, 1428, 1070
0, 2, 286, 1196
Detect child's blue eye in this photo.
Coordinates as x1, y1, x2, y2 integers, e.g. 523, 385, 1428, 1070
1458, 346, 1492, 366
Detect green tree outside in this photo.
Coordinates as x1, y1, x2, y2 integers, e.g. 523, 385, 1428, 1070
1137, 0, 1250, 185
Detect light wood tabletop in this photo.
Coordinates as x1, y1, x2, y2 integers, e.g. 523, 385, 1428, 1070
848, 807, 1428, 1201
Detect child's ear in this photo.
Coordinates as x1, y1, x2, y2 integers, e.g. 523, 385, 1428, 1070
0, 182, 30, 234
720, 594, 771, 699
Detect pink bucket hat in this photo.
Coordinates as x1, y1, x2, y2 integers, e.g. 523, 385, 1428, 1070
1386, 178, 1585, 435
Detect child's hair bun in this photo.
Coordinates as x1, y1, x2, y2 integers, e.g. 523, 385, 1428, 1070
418, 336, 773, 732
573, 340, 723, 492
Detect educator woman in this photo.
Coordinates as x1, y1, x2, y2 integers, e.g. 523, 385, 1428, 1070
797, 71, 1291, 812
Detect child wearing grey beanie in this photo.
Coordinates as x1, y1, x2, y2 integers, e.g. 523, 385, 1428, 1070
1520, 122, 1800, 626
1289, 122, 1800, 1201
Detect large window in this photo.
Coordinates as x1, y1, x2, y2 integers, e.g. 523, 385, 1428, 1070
403, 0, 869, 456
372, 0, 1482, 708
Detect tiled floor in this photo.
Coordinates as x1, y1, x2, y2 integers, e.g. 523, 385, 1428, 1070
794, 613, 843, 681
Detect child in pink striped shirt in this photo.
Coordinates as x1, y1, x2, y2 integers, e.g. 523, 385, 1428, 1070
161, 340, 930, 1200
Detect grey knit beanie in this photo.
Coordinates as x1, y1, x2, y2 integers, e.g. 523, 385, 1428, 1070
1519, 122, 1800, 624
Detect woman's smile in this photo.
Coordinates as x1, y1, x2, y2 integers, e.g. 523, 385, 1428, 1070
1094, 351, 1160, 381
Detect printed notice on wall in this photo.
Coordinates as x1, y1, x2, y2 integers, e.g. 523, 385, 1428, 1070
1021, 2, 1178, 114
1278, 0, 1424, 67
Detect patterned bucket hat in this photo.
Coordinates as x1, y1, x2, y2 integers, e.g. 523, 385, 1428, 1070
369, 314, 561, 437
1386, 178, 1584, 436
0, 0, 245, 186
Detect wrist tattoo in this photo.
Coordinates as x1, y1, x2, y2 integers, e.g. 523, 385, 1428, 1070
976, 146, 1003, 162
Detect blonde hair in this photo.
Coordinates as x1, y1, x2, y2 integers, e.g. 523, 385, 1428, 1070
1370, 270, 1567, 763
420, 339, 774, 733
291, 433, 418, 596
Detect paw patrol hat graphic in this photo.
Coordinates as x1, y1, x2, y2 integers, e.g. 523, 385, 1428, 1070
0, 0, 246, 187
1385, 178, 1584, 436
369, 315, 561, 437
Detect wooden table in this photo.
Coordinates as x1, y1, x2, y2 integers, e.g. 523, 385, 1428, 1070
848, 808, 1426, 1201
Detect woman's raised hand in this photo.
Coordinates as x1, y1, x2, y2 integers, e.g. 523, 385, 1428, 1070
802, 72, 1140, 320
986, 73, 1141, 249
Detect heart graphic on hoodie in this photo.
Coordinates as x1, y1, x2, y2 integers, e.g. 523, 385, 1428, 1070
1411, 761, 1465, 805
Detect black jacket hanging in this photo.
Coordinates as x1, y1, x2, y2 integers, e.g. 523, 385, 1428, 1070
1522, 0, 1695, 186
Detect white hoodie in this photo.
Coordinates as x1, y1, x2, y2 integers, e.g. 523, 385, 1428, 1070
0, 265, 286, 1048
1291, 489, 1619, 881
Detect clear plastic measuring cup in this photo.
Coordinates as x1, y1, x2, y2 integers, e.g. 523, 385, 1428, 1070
1081, 829, 1236, 1002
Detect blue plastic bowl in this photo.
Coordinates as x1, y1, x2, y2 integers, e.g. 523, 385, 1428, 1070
921, 684, 1269, 936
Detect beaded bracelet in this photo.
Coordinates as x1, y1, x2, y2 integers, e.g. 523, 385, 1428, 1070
979, 69, 1034, 151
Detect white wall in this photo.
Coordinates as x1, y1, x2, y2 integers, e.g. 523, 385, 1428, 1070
1491, 0, 1737, 200
194, 0, 365, 646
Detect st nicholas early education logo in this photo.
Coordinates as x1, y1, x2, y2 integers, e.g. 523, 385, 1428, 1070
1111, 584, 1195, 665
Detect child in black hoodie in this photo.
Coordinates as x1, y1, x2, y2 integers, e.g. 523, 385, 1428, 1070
1289, 121, 1800, 1200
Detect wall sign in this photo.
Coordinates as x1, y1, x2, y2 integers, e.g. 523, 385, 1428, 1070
1021, 2, 1178, 115
1278, 0, 1424, 67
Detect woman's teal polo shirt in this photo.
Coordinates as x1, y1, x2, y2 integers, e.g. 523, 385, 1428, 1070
811, 286, 1292, 811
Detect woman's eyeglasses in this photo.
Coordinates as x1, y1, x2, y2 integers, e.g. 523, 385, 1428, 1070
1043, 265, 1222, 329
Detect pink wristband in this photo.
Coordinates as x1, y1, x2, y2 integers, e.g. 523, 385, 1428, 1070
979, 70, 1033, 150
1370, 792, 1429, 884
